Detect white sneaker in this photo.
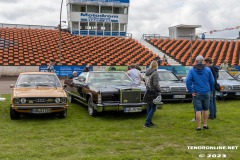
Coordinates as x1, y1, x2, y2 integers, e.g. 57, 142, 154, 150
190, 118, 196, 122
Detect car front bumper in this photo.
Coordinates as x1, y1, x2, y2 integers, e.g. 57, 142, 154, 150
93, 102, 148, 112
11, 104, 69, 113
161, 93, 192, 101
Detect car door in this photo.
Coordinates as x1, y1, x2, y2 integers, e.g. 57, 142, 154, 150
73, 72, 88, 99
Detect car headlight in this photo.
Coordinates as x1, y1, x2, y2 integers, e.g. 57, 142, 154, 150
97, 93, 102, 104
161, 87, 170, 92
14, 98, 20, 104
61, 97, 67, 103
55, 98, 61, 103
223, 86, 232, 91
20, 98, 26, 104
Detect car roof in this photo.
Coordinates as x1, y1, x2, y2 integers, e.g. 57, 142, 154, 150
20, 72, 56, 75
89, 71, 125, 73
141, 69, 169, 73
157, 69, 169, 72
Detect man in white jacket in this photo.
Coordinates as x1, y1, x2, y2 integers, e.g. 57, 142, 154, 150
127, 64, 142, 85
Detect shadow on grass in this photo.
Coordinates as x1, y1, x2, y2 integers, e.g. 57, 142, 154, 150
12, 113, 65, 121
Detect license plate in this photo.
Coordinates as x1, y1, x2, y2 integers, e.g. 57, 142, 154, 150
173, 95, 186, 98
32, 108, 52, 113
124, 107, 142, 113
235, 92, 240, 95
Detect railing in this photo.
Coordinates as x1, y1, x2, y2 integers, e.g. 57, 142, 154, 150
204, 38, 239, 42
0, 23, 56, 30
141, 34, 161, 39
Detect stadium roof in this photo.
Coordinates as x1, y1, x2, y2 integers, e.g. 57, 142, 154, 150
168, 24, 201, 29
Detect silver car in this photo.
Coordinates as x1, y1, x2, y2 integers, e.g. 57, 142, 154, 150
145, 69, 192, 101
217, 70, 240, 98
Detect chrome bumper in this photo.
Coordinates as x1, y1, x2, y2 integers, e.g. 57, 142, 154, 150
93, 102, 147, 112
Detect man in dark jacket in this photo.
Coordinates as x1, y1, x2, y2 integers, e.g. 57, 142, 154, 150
204, 57, 219, 119
144, 60, 161, 128
186, 55, 215, 131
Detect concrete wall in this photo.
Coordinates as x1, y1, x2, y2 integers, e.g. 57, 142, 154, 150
0, 66, 39, 77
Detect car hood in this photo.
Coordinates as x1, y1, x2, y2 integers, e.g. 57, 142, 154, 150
218, 80, 240, 86
91, 84, 146, 92
13, 88, 66, 98
160, 81, 186, 87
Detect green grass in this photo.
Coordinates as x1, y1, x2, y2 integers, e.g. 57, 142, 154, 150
0, 94, 239, 160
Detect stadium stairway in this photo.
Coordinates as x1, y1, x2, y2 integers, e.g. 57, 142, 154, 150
136, 38, 181, 66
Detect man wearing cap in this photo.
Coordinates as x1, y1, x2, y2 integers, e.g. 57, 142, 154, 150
204, 58, 219, 119
185, 55, 215, 131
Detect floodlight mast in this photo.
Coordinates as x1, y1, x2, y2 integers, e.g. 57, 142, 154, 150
190, 34, 193, 66
58, 0, 64, 65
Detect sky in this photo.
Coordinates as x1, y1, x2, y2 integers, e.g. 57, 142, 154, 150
0, 0, 240, 39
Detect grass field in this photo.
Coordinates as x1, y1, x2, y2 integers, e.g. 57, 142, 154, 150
0, 94, 239, 160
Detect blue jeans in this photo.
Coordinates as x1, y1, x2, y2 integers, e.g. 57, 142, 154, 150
145, 102, 157, 125
193, 92, 210, 111
209, 91, 217, 118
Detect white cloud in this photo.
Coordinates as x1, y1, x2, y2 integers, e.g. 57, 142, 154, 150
0, 0, 239, 39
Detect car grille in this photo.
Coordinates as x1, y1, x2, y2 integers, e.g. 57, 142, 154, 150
26, 98, 56, 104
120, 89, 141, 103
171, 87, 186, 92
102, 93, 119, 102
233, 85, 240, 90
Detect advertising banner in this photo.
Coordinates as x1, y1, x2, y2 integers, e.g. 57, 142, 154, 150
80, 13, 119, 22
69, 0, 130, 6
39, 66, 89, 77
93, 66, 146, 71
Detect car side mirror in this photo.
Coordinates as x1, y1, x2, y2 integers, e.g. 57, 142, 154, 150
181, 77, 186, 82
10, 84, 14, 88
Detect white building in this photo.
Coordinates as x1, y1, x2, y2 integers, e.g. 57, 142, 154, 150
169, 24, 201, 40
66, 0, 130, 36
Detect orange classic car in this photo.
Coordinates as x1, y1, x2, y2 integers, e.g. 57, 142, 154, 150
10, 72, 68, 119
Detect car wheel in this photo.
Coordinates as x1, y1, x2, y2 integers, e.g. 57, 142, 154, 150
10, 106, 20, 120
58, 109, 67, 118
88, 97, 97, 117
67, 93, 76, 103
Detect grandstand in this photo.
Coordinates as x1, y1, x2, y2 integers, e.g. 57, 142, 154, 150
0, 27, 157, 67
147, 38, 240, 66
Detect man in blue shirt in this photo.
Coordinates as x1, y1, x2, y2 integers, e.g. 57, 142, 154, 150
185, 55, 215, 131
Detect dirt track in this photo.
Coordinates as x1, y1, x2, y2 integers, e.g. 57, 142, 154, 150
0, 76, 18, 94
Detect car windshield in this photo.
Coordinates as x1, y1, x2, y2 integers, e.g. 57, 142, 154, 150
158, 72, 179, 81
16, 74, 61, 88
218, 71, 234, 80
87, 72, 133, 86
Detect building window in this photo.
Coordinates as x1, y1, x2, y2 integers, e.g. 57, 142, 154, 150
89, 22, 96, 30
112, 23, 119, 31
72, 4, 86, 12
120, 24, 126, 32
72, 4, 80, 12
81, 6, 86, 12
113, 7, 125, 14
124, 7, 128, 14
80, 22, 88, 30
105, 23, 111, 31
87, 5, 99, 13
97, 22, 104, 30
72, 22, 79, 30
101, 6, 112, 13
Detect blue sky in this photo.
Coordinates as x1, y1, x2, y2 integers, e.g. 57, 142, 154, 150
0, 0, 239, 39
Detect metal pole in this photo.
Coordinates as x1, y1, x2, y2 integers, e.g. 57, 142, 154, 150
59, 0, 64, 65
190, 34, 193, 66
